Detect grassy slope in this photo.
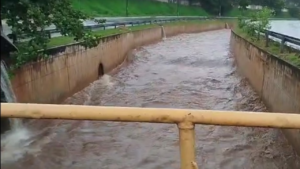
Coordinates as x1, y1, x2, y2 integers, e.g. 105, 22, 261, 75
72, 0, 293, 18
72, 0, 208, 16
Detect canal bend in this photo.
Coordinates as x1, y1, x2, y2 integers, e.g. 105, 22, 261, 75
1, 29, 300, 169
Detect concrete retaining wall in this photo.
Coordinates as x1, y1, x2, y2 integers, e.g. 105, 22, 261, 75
10, 21, 227, 104
230, 31, 300, 154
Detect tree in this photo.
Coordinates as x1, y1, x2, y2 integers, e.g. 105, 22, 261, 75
267, 0, 285, 15
286, 0, 300, 7
199, 0, 234, 15
248, 0, 285, 15
187, 0, 199, 6
286, 0, 300, 18
1, 0, 104, 70
288, 7, 300, 18
239, 0, 250, 10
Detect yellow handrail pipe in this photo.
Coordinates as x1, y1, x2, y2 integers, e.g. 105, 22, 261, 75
2, 103, 300, 169
2, 103, 300, 128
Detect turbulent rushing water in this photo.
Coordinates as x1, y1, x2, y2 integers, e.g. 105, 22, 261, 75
1, 29, 300, 169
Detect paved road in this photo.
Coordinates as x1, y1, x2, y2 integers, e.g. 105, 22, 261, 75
1, 16, 204, 36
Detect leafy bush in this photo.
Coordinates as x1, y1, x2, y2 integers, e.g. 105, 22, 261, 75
2, 0, 105, 72
237, 17, 246, 28
238, 7, 273, 40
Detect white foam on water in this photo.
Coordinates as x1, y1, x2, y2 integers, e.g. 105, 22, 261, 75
1, 128, 32, 164
83, 74, 115, 105
99, 74, 114, 90
1, 127, 56, 164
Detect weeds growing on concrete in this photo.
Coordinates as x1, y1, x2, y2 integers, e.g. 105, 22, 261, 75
236, 8, 300, 68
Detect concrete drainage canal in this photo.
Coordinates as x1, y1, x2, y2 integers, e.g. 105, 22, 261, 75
1, 29, 300, 169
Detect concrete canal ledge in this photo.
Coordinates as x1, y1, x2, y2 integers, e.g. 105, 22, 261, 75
5, 20, 300, 155
10, 21, 229, 104
230, 31, 300, 154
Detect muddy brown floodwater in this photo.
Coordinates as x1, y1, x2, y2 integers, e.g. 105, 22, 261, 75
2, 29, 300, 169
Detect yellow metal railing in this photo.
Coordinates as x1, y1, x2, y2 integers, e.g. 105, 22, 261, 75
2, 103, 300, 169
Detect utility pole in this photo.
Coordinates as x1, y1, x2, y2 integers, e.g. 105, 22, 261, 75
177, 0, 179, 16
219, 0, 221, 16
125, 0, 129, 17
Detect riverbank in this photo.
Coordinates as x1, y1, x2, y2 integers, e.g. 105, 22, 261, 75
233, 27, 300, 68
231, 30, 300, 155
10, 20, 230, 104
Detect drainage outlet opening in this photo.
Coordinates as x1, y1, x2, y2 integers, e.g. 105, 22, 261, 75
98, 63, 104, 77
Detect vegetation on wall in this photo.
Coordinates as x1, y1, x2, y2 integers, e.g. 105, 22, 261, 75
238, 7, 273, 40
1, 0, 105, 71
237, 7, 300, 67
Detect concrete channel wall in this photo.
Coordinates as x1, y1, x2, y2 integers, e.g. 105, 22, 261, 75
230, 31, 300, 154
10, 21, 227, 104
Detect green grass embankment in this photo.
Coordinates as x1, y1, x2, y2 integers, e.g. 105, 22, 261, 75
72, 0, 208, 16
225, 9, 257, 17
72, 0, 294, 18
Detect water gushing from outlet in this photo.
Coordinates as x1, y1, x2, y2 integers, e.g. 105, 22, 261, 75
0, 61, 22, 129
1, 61, 45, 164
83, 74, 115, 105
161, 26, 167, 40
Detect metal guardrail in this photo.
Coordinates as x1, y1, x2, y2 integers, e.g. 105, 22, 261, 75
43, 16, 274, 35
7, 17, 209, 42
6, 16, 300, 50
2, 103, 300, 169
59, 17, 210, 31
265, 30, 300, 52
